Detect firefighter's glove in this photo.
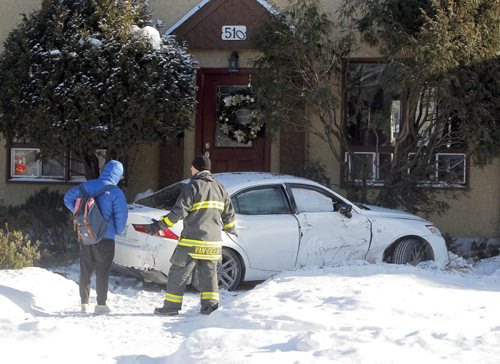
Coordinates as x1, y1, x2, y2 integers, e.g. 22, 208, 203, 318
226, 228, 239, 238
144, 218, 167, 235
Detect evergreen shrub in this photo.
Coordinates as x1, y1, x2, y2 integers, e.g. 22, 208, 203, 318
0, 188, 77, 265
0, 228, 40, 269
469, 239, 500, 261
290, 160, 331, 188
444, 234, 500, 261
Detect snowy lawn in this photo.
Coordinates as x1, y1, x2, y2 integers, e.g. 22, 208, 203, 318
0, 256, 499, 364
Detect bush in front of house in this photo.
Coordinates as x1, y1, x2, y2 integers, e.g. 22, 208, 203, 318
444, 233, 462, 256
0, 188, 78, 266
0, 228, 40, 269
0, 0, 198, 180
444, 234, 500, 261
288, 159, 331, 188
469, 239, 500, 261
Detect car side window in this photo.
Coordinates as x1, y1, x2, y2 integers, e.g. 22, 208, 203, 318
291, 187, 334, 213
136, 182, 185, 209
232, 186, 290, 215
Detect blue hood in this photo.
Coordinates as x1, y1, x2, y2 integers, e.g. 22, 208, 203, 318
99, 160, 123, 185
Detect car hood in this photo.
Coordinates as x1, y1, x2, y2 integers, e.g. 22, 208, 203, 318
359, 204, 428, 223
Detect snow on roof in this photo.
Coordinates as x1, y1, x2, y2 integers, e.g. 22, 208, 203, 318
164, 0, 278, 35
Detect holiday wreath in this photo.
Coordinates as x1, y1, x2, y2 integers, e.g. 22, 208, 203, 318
218, 90, 264, 143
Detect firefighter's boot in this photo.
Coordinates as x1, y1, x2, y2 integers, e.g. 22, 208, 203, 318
200, 303, 218, 315
154, 300, 179, 316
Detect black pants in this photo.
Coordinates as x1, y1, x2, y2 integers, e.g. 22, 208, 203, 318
79, 238, 115, 305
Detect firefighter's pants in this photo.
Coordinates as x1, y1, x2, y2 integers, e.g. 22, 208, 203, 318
163, 246, 219, 311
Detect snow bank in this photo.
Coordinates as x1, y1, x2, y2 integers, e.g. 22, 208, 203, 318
0, 268, 108, 363
0, 258, 499, 363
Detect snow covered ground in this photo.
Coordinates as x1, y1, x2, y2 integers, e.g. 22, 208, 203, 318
1, 255, 499, 364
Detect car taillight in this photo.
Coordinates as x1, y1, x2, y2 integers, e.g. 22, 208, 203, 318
157, 228, 179, 240
132, 224, 179, 240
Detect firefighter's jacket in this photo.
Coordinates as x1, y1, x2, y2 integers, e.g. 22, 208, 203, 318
160, 171, 236, 260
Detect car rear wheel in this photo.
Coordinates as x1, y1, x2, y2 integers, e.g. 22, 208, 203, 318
391, 238, 433, 265
191, 248, 243, 291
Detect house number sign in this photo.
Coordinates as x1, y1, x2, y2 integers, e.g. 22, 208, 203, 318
221, 25, 247, 40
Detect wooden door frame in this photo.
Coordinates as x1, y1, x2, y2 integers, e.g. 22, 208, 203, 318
194, 68, 271, 170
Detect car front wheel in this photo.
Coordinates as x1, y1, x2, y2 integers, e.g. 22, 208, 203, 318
191, 248, 243, 291
391, 238, 433, 265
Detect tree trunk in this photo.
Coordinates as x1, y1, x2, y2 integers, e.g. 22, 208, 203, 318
82, 152, 100, 180
72, 149, 100, 180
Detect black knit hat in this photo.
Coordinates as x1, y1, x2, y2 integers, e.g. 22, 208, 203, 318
192, 155, 211, 171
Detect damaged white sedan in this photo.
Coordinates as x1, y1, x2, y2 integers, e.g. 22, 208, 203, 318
114, 172, 449, 290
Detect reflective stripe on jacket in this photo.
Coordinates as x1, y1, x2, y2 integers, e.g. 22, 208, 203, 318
161, 171, 235, 260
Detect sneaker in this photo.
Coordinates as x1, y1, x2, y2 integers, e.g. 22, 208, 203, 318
200, 303, 218, 315
94, 304, 111, 315
154, 306, 178, 316
81, 303, 91, 313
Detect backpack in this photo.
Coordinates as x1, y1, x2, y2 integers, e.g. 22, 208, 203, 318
73, 184, 116, 245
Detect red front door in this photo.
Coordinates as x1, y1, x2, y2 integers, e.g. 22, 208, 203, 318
195, 69, 270, 172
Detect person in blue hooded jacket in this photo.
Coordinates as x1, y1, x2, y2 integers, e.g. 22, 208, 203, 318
64, 160, 128, 314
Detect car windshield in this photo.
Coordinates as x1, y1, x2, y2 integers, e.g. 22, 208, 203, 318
136, 182, 185, 209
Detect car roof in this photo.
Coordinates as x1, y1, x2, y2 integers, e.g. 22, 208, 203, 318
137, 171, 356, 212
212, 172, 324, 194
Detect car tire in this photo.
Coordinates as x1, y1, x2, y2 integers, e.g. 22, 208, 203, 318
191, 248, 243, 291
391, 238, 432, 265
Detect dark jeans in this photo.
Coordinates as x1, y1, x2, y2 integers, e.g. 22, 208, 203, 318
79, 238, 115, 305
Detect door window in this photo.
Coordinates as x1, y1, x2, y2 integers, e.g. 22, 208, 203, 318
215, 85, 252, 148
232, 186, 289, 215
291, 187, 335, 213
136, 182, 186, 209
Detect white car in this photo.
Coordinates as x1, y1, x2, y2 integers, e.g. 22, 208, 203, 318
114, 172, 449, 290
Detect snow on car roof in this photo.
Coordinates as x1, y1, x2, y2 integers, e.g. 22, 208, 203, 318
135, 172, 326, 204
212, 172, 321, 193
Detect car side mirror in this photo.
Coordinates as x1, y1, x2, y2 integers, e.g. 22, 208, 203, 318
336, 203, 352, 218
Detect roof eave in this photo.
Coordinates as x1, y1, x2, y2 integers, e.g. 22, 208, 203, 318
164, 0, 278, 36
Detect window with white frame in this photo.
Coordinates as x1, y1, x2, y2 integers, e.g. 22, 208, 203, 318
11, 148, 64, 179
345, 152, 466, 186
345, 152, 392, 183
346, 63, 400, 147
68, 150, 107, 180
436, 153, 466, 185
9, 147, 108, 182
345, 60, 467, 188
346, 62, 444, 147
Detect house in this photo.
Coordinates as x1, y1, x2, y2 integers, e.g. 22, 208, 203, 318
0, 0, 498, 244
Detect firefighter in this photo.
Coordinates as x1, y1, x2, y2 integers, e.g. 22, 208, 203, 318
144, 155, 237, 316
